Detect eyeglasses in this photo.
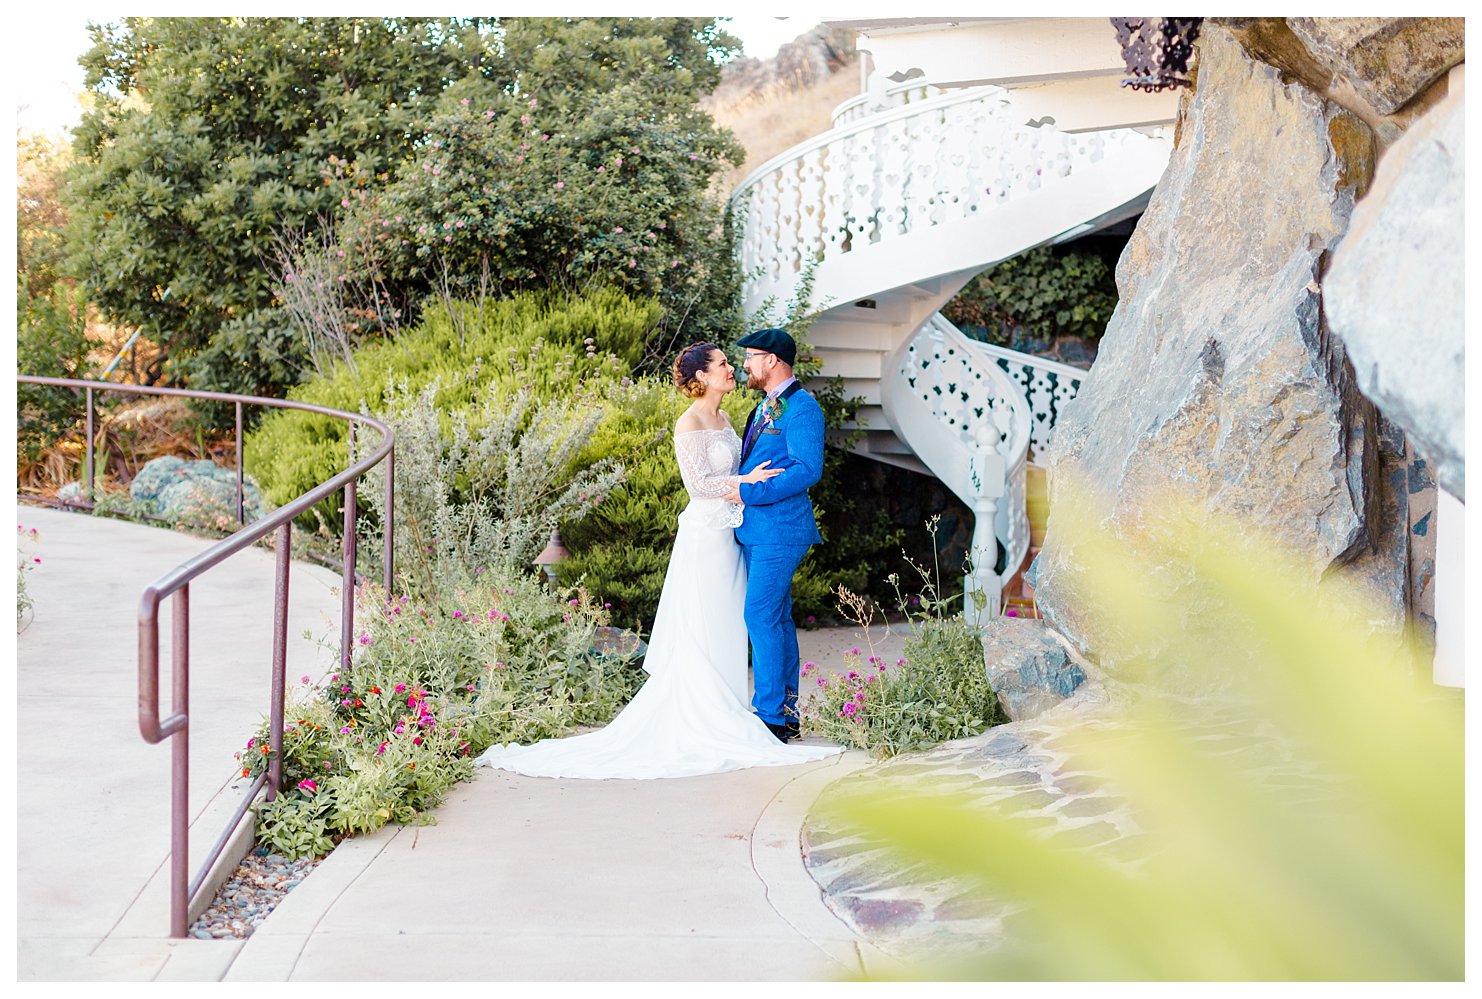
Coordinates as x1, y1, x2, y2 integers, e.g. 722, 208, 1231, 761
742, 351, 772, 361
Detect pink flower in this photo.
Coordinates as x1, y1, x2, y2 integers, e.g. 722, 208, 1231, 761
298, 779, 318, 794
412, 736, 423, 746
555, 182, 565, 191
460, 97, 470, 106
377, 741, 388, 755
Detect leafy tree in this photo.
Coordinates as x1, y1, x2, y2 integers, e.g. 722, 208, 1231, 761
63, 17, 491, 395
17, 133, 71, 300
17, 132, 94, 465
329, 17, 746, 375
63, 16, 744, 400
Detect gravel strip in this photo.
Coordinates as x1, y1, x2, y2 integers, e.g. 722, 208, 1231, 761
187, 848, 325, 940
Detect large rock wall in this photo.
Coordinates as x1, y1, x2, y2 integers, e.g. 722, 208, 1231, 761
1034, 22, 1419, 669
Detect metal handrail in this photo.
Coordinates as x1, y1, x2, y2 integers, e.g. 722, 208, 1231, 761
17, 375, 396, 937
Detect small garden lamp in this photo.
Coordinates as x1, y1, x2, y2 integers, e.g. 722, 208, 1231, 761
533, 527, 569, 587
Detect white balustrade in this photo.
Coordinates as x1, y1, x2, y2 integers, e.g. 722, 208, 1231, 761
732, 85, 1160, 314
830, 79, 940, 127
972, 340, 1088, 457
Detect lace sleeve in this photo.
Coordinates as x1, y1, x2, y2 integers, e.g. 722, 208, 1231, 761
674, 433, 739, 499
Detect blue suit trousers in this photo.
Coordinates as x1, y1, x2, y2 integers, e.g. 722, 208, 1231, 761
740, 541, 811, 727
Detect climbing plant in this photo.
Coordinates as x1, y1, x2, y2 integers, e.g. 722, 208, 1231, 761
943, 244, 1119, 346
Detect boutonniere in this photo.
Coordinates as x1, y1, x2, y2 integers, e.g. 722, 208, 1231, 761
761, 396, 787, 425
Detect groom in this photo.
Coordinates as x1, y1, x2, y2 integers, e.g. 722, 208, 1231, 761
726, 328, 824, 743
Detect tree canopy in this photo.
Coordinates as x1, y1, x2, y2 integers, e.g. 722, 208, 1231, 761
63, 16, 742, 398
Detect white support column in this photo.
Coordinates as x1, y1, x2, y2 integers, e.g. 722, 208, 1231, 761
966, 495, 1002, 626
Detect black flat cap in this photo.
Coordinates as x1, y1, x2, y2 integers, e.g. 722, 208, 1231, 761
736, 327, 796, 366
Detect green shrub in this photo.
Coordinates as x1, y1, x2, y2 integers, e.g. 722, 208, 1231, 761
805, 613, 1003, 759
240, 571, 643, 857
802, 545, 1006, 757
244, 287, 658, 530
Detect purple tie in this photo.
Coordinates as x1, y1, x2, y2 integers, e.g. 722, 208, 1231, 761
743, 401, 765, 456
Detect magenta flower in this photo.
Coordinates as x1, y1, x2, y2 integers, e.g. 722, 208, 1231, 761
298, 779, 318, 794
413, 736, 423, 746
394, 683, 407, 694
377, 742, 388, 755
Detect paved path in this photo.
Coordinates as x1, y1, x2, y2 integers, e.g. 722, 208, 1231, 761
13, 507, 908, 982
16, 507, 342, 981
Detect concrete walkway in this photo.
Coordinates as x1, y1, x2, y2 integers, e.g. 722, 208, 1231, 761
16, 506, 342, 981
14, 507, 904, 982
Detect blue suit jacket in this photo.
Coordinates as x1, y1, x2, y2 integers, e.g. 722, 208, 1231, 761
735, 382, 824, 547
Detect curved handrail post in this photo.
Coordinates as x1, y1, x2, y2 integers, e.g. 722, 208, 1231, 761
268, 522, 290, 803
169, 585, 190, 939
84, 386, 95, 502
341, 478, 356, 672
234, 401, 245, 526
382, 448, 395, 592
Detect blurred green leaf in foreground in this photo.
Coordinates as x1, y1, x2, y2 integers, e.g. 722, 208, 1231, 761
831, 482, 1462, 980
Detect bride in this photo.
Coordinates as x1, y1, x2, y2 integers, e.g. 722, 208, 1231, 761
475, 343, 844, 779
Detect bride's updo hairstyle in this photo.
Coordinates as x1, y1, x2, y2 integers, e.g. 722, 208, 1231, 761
673, 342, 721, 399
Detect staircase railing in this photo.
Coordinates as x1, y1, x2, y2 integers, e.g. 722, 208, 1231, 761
16, 376, 395, 938
881, 317, 1032, 618
731, 82, 1163, 315
972, 340, 1088, 459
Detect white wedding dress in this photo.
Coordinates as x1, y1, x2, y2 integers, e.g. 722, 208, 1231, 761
475, 426, 842, 779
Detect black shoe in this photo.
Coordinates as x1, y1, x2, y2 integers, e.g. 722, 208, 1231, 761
785, 720, 801, 740
765, 722, 792, 744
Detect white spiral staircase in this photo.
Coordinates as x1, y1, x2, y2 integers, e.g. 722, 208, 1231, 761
730, 81, 1172, 618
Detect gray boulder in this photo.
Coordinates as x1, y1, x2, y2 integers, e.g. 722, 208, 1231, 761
1034, 24, 1411, 671
982, 617, 1086, 722
130, 456, 269, 524
1325, 82, 1464, 500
